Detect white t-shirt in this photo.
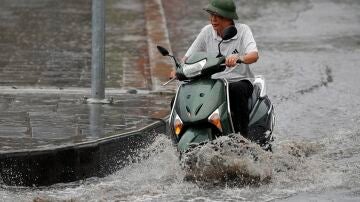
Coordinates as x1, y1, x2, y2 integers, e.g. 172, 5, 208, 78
185, 23, 258, 81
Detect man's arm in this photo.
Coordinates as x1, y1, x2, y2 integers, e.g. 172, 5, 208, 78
225, 51, 259, 67
241, 51, 259, 64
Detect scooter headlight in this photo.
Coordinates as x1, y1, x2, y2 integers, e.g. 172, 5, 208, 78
208, 109, 223, 132
174, 114, 183, 136
182, 59, 206, 78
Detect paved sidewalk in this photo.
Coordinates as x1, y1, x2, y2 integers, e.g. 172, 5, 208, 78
0, 90, 171, 152
0, 0, 173, 153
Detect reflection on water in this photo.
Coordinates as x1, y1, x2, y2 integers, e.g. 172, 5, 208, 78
89, 104, 104, 137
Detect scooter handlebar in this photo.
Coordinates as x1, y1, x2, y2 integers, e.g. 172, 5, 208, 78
219, 59, 242, 68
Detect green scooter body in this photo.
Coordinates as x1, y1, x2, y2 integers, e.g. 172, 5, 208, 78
171, 79, 234, 152
171, 76, 275, 152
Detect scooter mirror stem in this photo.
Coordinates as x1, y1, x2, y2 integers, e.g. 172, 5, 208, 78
169, 55, 181, 69
216, 39, 224, 58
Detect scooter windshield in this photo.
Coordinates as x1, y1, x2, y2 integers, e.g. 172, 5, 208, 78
182, 59, 207, 78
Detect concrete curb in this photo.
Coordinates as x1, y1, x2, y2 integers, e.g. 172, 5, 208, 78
0, 0, 174, 186
0, 120, 167, 186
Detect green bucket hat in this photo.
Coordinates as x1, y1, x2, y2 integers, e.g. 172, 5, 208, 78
204, 0, 238, 20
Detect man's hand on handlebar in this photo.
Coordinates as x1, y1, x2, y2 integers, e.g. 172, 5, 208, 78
169, 69, 176, 79
169, 56, 187, 79
225, 54, 243, 67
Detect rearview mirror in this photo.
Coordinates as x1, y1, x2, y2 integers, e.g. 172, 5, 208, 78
216, 26, 238, 57
157, 46, 169, 56
222, 26, 237, 40
156, 45, 181, 69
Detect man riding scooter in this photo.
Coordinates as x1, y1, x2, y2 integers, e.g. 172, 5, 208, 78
171, 0, 259, 138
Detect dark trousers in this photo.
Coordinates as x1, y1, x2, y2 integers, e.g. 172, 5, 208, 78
229, 80, 253, 137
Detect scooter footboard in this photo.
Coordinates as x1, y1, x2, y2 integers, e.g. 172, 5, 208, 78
178, 128, 212, 152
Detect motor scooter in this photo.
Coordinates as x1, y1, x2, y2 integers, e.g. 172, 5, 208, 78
158, 26, 275, 152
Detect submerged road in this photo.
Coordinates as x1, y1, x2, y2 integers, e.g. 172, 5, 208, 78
1, 0, 360, 201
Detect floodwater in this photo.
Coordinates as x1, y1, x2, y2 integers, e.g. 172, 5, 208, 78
1, 0, 360, 201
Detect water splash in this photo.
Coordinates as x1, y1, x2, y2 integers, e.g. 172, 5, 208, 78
0, 132, 351, 201
179, 132, 328, 189
180, 134, 273, 186
272, 139, 322, 173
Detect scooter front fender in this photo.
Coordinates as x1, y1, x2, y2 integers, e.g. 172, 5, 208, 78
178, 128, 212, 152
